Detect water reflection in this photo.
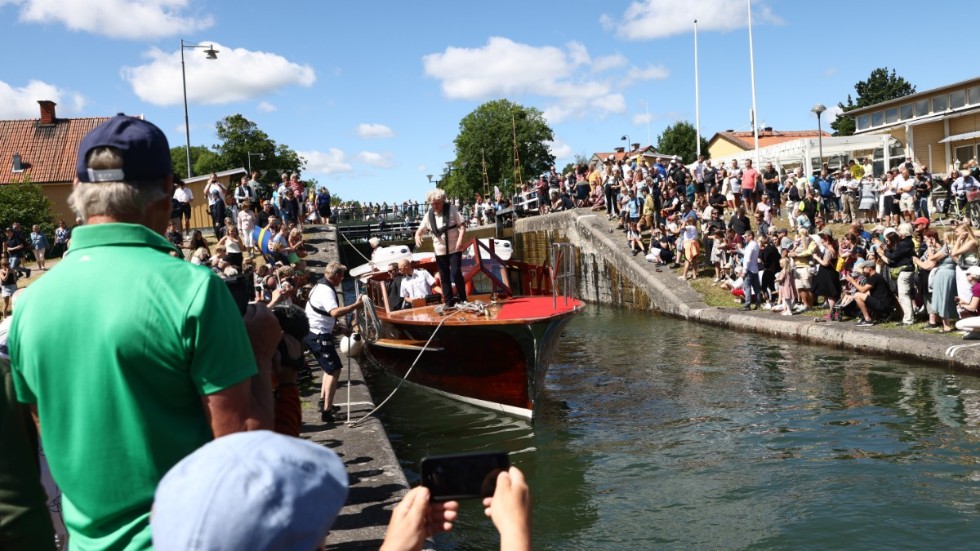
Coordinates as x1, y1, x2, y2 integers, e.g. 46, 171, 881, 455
365, 306, 980, 550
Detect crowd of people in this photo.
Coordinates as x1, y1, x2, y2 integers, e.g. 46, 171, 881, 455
574, 151, 980, 335
0, 115, 532, 551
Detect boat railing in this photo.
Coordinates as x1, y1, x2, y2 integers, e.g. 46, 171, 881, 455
551, 242, 577, 309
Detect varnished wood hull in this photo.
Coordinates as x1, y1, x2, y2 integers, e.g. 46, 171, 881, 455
363, 296, 581, 417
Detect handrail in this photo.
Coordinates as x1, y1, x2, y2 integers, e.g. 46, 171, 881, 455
551, 242, 577, 309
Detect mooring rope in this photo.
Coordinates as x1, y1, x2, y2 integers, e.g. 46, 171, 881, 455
347, 301, 486, 428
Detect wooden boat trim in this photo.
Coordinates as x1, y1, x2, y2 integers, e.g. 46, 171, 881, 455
372, 338, 445, 352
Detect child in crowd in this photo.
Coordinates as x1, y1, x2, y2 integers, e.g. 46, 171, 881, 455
773, 254, 796, 315
710, 230, 728, 282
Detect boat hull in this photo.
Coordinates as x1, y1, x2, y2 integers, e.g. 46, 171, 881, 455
363, 297, 580, 417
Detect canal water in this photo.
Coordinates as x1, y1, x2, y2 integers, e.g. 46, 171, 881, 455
361, 306, 980, 550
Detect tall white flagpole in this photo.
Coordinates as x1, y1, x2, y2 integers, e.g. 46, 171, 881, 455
747, 0, 761, 168
694, 19, 701, 157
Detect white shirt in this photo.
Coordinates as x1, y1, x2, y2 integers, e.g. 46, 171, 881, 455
306, 282, 339, 335
173, 187, 193, 203
205, 182, 225, 206
742, 239, 760, 273
420, 205, 465, 256
400, 269, 436, 300
894, 175, 915, 198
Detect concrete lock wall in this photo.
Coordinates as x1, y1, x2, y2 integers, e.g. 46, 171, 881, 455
514, 210, 980, 371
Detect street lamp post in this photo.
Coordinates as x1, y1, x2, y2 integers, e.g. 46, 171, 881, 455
621, 134, 631, 155
247, 152, 265, 174
811, 103, 827, 170
180, 39, 219, 178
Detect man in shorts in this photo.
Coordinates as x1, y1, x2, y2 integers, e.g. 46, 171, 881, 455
173, 178, 193, 236
305, 261, 366, 422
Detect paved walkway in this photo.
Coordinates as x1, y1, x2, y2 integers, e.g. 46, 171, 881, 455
300, 224, 420, 550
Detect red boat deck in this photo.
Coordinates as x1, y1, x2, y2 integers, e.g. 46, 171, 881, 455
382, 294, 582, 326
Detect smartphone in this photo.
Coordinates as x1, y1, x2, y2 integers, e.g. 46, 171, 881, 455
420, 451, 509, 501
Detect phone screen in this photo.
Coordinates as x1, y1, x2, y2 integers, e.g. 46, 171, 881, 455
420, 451, 509, 501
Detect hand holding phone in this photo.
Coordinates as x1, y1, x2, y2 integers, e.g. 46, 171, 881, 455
420, 451, 509, 501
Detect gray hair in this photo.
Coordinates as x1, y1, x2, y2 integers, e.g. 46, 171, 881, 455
425, 188, 447, 204
68, 147, 167, 220
324, 261, 347, 279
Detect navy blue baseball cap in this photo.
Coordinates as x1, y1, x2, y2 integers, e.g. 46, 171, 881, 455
76, 114, 172, 183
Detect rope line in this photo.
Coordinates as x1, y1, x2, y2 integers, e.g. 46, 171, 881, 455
347, 300, 487, 427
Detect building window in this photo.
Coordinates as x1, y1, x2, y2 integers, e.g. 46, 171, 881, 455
956, 144, 976, 166
885, 107, 898, 124
872, 111, 884, 126
857, 115, 870, 131
899, 103, 913, 120
951, 89, 967, 110
969, 86, 980, 105
914, 98, 930, 116
933, 94, 949, 112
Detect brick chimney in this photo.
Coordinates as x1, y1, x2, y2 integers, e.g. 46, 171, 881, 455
38, 100, 57, 125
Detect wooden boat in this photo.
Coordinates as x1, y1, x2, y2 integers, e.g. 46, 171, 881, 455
357, 239, 582, 418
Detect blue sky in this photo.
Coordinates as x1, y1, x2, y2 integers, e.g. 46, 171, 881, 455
1, 0, 974, 202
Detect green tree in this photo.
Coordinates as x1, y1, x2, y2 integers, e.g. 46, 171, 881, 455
170, 114, 306, 187
0, 175, 55, 243
170, 145, 211, 180
656, 121, 708, 165
448, 100, 555, 200
830, 67, 916, 136
561, 154, 590, 176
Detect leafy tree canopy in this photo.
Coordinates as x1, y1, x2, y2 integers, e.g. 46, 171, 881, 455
830, 67, 916, 136
443, 100, 555, 201
656, 121, 708, 165
170, 114, 306, 188
0, 175, 55, 239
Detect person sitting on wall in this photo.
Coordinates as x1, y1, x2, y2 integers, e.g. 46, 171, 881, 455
955, 266, 980, 339
845, 260, 894, 327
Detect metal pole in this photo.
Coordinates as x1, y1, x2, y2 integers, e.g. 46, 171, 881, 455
747, 0, 761, 169
181, 39, 192, 179
694, 19, 701, 157
247, 155, 252, 175
816, 113, 824, 168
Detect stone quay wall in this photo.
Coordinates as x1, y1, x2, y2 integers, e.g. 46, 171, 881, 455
514, 209, 980, 371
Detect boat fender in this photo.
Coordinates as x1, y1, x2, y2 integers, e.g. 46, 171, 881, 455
340, 332, 364, 357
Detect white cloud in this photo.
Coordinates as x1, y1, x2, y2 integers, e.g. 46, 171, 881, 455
592, 54, 628, 73
547, 138, 574, 161
122, 42, 315, 106
623, 65, 670, 86
356, 151, 394, 169
822, 67, 839, 78
298, 149, 352, 174
7, 0, 212, 40
632, 112, 654, 125
423, 37, 634, 123
602, 0, 782, 40
356, 123, 394, 139
416, 164, 427, 172
257, 101, 277, 113
566, 42, 591, 66
824, 104, 844, 121
0, 79, 84, 119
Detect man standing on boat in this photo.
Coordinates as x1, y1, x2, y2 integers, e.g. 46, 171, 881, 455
415, 188, 467, 307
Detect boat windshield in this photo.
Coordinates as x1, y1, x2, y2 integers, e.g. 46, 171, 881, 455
464, 239, 512, 297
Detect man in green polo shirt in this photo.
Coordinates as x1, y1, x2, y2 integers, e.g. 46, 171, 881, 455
8, 115, 279, 551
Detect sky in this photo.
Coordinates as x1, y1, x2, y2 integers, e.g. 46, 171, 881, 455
1, 0, 974, 203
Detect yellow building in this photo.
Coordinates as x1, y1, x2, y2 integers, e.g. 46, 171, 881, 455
707, 129, 829, 160
848, 76, 980, 174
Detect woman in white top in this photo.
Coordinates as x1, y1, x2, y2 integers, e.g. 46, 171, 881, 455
217, 227, 244, 269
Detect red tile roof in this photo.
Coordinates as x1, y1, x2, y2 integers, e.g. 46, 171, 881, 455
710, 130, 830, 151
0, 115, 112, 185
